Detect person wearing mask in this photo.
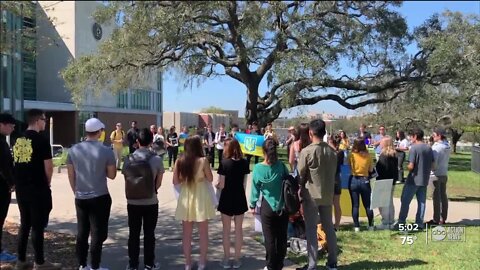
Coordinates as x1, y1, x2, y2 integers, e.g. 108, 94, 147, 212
203, 125, 216, 168
173, 136, 215, 270
347, 138, 374, 232
375, 137, 398, 230
123, 128, 164, 270
427, 127, 451, 225
296, 120, 338, 270
395, 130, 409, 184
127, 121, 139, 154
327, 135, 344, 232
67, 118, 116, 270
13, 109, 61, 269
372, 125, 387, 162
215, 124, 227, 168
216, 139, 250, 269
0, 113, 17, 262
249, 139, 289, 270
110, 123, 125, 170
166, 126, 179, 172
396, 128, 434, 230
288, 123, 310, 173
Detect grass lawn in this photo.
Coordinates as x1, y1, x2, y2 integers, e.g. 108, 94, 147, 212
287, 225, 480, 269
392, 152, 479, 203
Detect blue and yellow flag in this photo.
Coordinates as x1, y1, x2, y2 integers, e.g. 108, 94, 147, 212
234, 133, 265, 157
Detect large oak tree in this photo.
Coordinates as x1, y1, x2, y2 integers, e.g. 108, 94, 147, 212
62, 1, 477, 126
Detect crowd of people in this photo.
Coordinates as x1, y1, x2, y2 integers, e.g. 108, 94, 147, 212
0, 110, 452, 270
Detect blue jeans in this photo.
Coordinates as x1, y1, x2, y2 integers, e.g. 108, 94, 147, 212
398, 183, 427, 227
348, 176, 374, 227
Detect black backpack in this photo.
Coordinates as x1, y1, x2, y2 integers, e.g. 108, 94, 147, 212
282, 173, 301, 215
123, 152, 155, 200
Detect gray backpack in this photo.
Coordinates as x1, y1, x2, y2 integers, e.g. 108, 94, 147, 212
123, 152, 155, 200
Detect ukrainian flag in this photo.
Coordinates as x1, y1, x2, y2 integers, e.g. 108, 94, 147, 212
234, 133, 265, 157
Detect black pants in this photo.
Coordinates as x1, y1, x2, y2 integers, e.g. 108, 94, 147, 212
75, 194, 112, 269
205, 147, 215, 168
0, 182, 11, 252
261, 199, 288, 270
16, 188, 52, 264
127, 204, 159, 268
397, 151, 406, 182
168, 147, 178, 168
246, 154, 259, 165
217, 149, 223, 169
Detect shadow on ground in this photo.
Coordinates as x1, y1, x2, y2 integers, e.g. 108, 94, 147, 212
341, 259, 428, 269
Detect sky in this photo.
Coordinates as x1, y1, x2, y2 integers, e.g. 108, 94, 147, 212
162, 1, 480, 119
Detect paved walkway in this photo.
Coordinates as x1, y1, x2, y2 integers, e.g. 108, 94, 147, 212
6, 170, 480, 270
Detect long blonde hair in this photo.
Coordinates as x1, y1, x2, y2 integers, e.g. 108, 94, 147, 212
381, 136, 396, 157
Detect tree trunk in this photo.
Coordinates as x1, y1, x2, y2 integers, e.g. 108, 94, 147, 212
450, 128, 464, 154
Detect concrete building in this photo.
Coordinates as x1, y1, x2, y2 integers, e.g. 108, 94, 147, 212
1, 1, 163, 147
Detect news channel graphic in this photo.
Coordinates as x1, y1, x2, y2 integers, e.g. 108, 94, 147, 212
396, 223, 421, 246
427, 225, 466, 243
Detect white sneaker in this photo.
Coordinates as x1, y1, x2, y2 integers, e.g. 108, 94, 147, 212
354, 227, 360, 232
79, 266, 91, 270
144, 263, 160, 270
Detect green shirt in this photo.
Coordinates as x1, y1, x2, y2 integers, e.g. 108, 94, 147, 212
298, 142, 337, 205
250, 161, 289, 212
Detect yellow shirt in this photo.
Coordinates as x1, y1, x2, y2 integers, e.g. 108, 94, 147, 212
110, 130, 124, 149
348, 152, 373, 177
99, 130, 106, 143
339, 138, 349, 151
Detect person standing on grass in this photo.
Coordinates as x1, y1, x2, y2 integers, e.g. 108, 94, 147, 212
123, 128, 164, 270
427, 127, 451, 225
263, 123, 279, 144
67, 118, 116, 270
375, 137, 398, 230
296, 119, 338, 270
358, 124, 372, 145
395, 130, 409, 183
396, 128, 434, 230
166, 126, 179, 172
347, 138, 375, 232
204, 125, 216, 168
0, 113, 17, 263
215, 123, 228, 168
13, 109, 61, 270
285, 126, 296, 161
338, 130, 350, 151
246, 121, 261, 165
173, 136, 215, 270
250, 138, 289, 270
127, 121, 140, 154
372, 125, 387, 162
327, 135, 344, 232
110, 123, 125, 170
216, 138, 250, 269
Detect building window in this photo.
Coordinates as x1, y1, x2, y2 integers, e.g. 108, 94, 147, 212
156, 92, 162, 112
131, 89, 151, 110
116, 92, 128, 109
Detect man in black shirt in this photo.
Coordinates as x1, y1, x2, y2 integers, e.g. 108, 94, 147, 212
127, 121, 139, 154
12, 109, 61, 269
0, 113, 17, 262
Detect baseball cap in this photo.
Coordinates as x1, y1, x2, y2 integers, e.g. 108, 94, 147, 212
0, 113, 16, 124
433, 127, 446, 137
85, 118, 105, 132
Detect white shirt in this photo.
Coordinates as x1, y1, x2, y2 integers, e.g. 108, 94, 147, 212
399, 138, 410, 149
215, 131, 227, 150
